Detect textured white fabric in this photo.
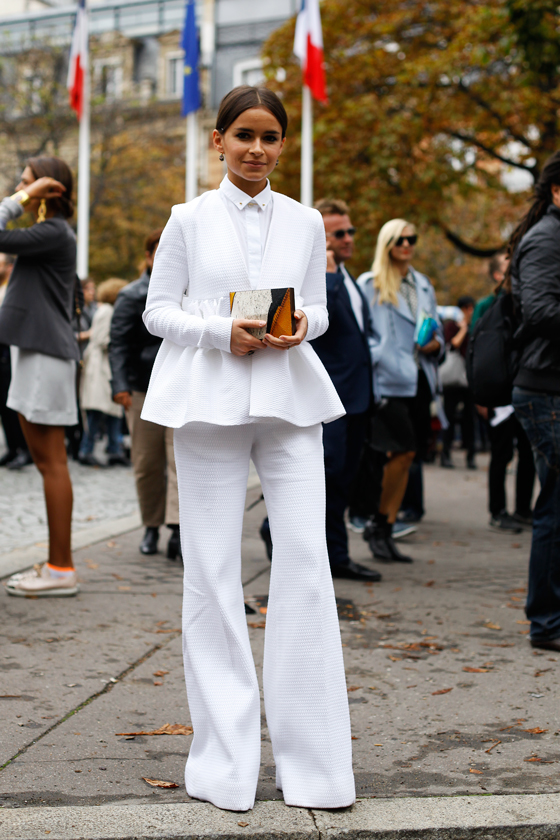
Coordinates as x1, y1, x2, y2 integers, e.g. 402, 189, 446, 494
141, 189, 344, 428
341, 264, 364, 332
174, 420, 355, 812
8, 347, 77, 426
219, 176, 272, 283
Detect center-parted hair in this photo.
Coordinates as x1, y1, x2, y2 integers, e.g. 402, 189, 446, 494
215, 86, 288, 138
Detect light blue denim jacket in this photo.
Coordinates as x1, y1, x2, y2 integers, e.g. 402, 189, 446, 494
357, 267, 444, 401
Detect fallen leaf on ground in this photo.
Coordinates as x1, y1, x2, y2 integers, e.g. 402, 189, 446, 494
347, 686, 361, 692
142, 778, 179, 788
534, 670, 552, 678
424, 580, 435, 587
106, 541, 116, 548
156, 628, 181, 633
351, 736, 359, 740
247, 621, 265, 629
524, 756, 554, 763
485, 740, 501, 753
111, 573, 123, 580
153, 681, 163, 686
510, 595, 523, 601
156, 621, 168, 626
84, 559, 99, 569
153, 670, 169, 677
116, 723, 193, 736
374, 743, 383, 746
469, 768, 483, 774
432, 688, 453, 695
463, 667, 491, 673
118, 586, 131, 591
516, 620, 531, 625
520, 630, 530, 635
484, 622, 501, 630
523, 728, 548, 734
238, 822, 249, 827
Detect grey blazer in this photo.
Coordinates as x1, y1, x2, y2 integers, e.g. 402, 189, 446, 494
0, 198, 79, 360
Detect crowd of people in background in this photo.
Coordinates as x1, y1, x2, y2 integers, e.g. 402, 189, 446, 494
1, 139, 559, 660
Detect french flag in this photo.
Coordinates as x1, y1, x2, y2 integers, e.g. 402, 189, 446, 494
67, 0, 88, 119
293, 0, 327, 103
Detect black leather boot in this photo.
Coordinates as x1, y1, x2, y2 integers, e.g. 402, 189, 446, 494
364, 514, 393, 561
139, 527, 159, 555
385, 522, 414, 563
259, 517, 273, 561
166, 526, 182, 562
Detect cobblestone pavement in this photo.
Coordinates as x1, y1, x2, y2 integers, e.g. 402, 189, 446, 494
0, 454, 139, 555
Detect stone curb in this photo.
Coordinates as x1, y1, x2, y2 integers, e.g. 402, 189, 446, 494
1, 794, 559, 840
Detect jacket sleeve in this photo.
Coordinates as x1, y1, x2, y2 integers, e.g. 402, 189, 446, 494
143, 207, 233, 353
109, 292, 135, 395
298, 214, 329, 342
0, 198, 64, 255
517, 233, 560, 341
427, 282, 445, 361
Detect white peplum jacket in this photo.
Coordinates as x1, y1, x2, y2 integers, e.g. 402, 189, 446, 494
141, 188, 345, 428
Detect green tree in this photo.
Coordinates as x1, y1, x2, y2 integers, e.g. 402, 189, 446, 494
262, 0, 560, 298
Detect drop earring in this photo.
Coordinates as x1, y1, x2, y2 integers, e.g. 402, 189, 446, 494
219, 153, 224, 161
37, 199, 47, 223
275, 159, 279, 166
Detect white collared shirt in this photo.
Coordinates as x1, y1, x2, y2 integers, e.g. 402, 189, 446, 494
340, 263, 364, 331
219, 175, 273, 289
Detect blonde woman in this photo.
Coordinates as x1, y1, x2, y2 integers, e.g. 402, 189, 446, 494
79, 278, 128, 466
358, 219, 443, 563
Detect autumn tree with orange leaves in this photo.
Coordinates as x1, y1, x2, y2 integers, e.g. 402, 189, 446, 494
263, 0, 560, 300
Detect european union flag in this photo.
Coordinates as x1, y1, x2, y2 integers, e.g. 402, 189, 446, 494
181, 0, 201, 116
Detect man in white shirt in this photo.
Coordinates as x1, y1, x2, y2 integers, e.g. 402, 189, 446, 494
310, 199, 381, 582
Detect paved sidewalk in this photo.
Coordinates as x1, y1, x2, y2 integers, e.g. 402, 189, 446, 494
1, 457, 559, 837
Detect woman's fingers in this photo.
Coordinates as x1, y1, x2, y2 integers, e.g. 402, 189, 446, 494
26, 177, 66, 199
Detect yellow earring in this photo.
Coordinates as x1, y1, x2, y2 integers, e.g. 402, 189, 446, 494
37, 199, 47, 223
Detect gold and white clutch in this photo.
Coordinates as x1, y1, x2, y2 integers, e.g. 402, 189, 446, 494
230, 288, 296, 340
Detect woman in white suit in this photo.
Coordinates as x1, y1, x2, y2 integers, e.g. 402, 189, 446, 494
141, 86, 355, 813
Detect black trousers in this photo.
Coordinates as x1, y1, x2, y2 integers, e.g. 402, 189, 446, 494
488, 414, 535, 517
323, 411, 369, 567
442, 386, 475, 458
0, 346, 26, 455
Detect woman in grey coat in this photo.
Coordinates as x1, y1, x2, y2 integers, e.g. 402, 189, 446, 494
0, 157, 80, 597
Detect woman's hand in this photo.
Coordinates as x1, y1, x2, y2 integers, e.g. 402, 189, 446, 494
417, 337, 440, 355
113, 391, 132, 410
25, 177, 66, 201
231, 319, 267, 357
262, 310, 308, 350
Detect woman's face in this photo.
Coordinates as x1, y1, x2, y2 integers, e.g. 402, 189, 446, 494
213, 107, 285, 190
16, 166, 40, 214
389, 225, 416, 262
83, 281, 96, 305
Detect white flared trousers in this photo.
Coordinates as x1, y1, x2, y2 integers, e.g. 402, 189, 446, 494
174, 421, 355, 812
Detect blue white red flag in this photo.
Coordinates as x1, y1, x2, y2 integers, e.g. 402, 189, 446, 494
67, 0, 88, 119
181, 0, 201, 116
293, 0, 327, 103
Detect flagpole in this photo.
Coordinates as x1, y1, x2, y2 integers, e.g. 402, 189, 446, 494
300, 84, 313, 207
77, 57, 90, 279
186, 110, 197, 202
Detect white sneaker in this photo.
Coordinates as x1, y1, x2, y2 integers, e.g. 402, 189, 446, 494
6, 564, 79, 597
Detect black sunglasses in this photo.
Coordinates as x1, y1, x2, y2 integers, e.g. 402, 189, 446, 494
395, 234, 417, 247
332, 227, 356, 239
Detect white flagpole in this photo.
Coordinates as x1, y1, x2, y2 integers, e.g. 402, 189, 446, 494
76, 50, 90, 278
186, 110, 198, 202
300, 84, 313, 207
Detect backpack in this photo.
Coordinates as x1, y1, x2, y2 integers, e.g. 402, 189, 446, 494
466, 292, 520, 407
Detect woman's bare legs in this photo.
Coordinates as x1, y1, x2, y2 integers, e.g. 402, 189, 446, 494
379, 451, 415, 524
18, 416, 74, 569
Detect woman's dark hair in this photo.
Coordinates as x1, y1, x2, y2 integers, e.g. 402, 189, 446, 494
507, 150, 560, 262
26, 156, 74, 219
145, 228, 163, 256
215, 86, 288, 138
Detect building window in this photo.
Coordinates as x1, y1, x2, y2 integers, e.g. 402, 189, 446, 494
166, 53, 184, 98
94, 59, 123, 101
233, 58, 264, 88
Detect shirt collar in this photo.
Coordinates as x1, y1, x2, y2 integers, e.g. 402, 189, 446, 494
220, 175, 272, 211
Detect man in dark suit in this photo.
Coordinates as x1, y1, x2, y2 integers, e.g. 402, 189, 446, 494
311, 199, 381, 582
